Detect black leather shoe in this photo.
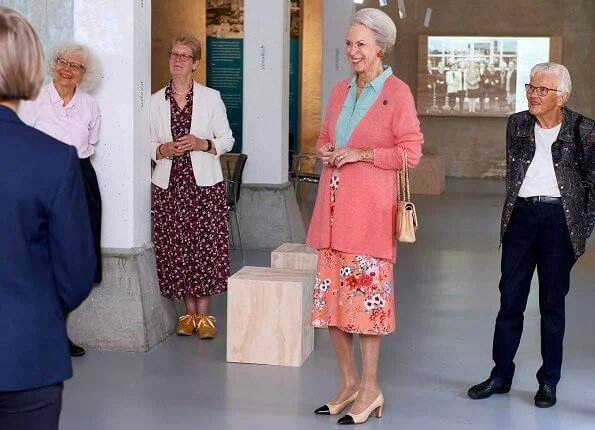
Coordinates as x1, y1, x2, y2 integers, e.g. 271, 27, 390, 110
314, 405, 330, 415
534, 384, 556, 408
68, 339, 86, 357
468, 378, 511, 400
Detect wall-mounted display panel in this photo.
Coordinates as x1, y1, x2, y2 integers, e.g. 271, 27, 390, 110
417, 35, 562, 117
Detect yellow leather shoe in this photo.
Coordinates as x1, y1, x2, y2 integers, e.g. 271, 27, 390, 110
337, 392, 383, 425
196, 315, 217, 339
176, 314, 196, 336
314, 391, 359, 415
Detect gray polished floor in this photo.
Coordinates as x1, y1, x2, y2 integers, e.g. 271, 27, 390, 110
61, 179, 595, 430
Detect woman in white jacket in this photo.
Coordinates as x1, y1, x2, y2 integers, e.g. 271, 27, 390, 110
150, 34, 234, 339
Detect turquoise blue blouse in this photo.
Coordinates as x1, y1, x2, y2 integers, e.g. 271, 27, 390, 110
334, 66, 393, 148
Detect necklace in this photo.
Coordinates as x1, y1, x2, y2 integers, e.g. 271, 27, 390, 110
172, 82, 192, 95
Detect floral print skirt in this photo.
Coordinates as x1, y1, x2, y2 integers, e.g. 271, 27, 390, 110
153, 153, 230, 299
310, 176, 395, 335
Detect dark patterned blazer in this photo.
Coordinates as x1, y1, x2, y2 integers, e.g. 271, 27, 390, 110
500, 107, 595, 258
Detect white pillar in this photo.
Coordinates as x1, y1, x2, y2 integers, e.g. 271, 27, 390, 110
234, 0, 305, 248
74, 0, 151, 249
242, 0, 290, 184
67, 0, 177, 351
322, 0, 354, 117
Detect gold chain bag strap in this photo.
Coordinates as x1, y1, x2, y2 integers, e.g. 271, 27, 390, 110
395, 148, 418, 243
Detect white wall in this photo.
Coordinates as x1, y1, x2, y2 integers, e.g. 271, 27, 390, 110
322, 0, 354, 118
0, 0, 74, 58
74, 0, 152, 248
1, 0, 152, 249
242, 0, 290, 184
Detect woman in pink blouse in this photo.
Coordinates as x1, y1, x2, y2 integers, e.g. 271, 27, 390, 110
307, 8, 423, 425
19, 43, 102, 358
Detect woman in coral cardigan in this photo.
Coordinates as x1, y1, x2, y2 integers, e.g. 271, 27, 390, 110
307, 8, 423, 425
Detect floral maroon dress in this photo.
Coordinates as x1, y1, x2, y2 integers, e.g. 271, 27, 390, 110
153, 83, 230, 299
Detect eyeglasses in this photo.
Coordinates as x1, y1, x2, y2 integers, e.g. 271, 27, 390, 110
55, 57, 85, 73
524, 84, 562, 97
168, 51, 194, 62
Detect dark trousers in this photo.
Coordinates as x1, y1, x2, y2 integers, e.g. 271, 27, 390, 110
0, 383, 63, 430
490, 199, 577, 387
457, 90, 466, 110
80, 157, 102, 284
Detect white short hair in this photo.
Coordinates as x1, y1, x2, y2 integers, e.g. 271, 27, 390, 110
350, 8, 397, 55
49, 43, 102, 92
530, 62, 572, 93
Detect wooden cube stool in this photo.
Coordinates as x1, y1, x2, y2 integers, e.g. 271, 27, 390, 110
271, 243, 318, 271
226, 266, 315, 367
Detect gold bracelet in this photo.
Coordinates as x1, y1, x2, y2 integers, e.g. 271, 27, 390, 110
361, 149, 373, 162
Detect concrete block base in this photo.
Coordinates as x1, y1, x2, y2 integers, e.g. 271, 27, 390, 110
236, 182, 306, 249
67, 245, 178, 352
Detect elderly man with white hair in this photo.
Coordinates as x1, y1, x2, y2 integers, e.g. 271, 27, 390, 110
468, 62, 595, 408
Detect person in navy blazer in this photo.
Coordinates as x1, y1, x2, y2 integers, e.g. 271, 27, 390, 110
0, 8, 96, 430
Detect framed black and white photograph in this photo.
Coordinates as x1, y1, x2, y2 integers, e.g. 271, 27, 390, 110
207, 0, 244, 38
417, 36, 561, 117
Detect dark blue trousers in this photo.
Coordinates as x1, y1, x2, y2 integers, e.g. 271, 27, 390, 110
490, 199, 577, 387
80, 157, 102, 284
0, 383, 63, 430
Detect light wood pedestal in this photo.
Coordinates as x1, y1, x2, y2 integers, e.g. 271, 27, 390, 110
226, 266, 316, 367
271, 243, 318, 270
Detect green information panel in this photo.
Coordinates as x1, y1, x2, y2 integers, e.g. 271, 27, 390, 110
206, 37, 243, 153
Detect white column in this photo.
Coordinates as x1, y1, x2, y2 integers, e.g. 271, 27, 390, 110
242, 0, 290, 184
68, 1, 177, 352
74, 0, 151, 248
322, 0, 354, 117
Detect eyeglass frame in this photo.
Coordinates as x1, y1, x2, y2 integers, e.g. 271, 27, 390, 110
168, 51, 195, 62
524, 84, 563, 97
55, 56, 86, 73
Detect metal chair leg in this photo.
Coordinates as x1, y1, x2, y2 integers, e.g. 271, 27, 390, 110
294, 177, 299, 198
233, 207, 245, 264
228, 211, 235, 250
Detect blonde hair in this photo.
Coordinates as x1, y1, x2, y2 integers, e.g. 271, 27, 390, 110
172, 34, 202, 61
49, 43, 102, 92
0, 7, 44, 101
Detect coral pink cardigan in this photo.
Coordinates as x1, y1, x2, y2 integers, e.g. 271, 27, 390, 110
306, 76, 424, 263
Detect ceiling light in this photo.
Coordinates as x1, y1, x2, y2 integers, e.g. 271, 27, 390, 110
397, 0, 406, 18
423, 8, 432, 27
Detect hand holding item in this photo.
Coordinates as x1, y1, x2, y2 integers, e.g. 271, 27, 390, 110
176, 134, 208, 152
